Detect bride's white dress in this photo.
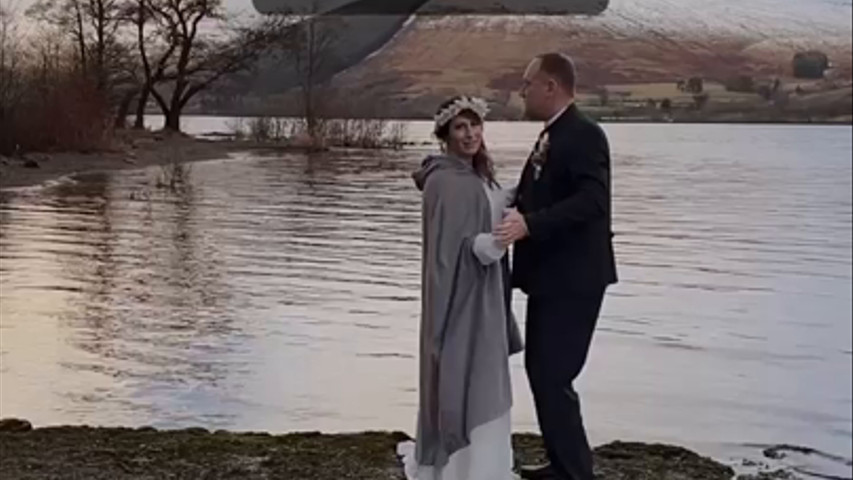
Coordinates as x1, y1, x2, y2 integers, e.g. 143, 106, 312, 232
396, 412, 519, 480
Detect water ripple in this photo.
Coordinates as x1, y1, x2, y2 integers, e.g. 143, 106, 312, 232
0, 122, 850, 469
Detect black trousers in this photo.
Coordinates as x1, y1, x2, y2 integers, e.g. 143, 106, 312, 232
525, 288, 606, 480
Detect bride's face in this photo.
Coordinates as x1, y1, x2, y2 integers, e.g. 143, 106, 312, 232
445, 113, 484, 158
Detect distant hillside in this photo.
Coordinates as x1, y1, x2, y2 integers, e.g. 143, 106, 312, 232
202, 0, 853, 120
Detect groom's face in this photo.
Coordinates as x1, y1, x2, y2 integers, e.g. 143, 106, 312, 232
520, 59, 553, 121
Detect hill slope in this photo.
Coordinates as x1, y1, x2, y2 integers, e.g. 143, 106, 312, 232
210, 0, 853, 120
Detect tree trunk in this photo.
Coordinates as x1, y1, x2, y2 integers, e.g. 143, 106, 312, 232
164, 109, 180, 132
160, 70, 186, 132
304, 18, 316, 140
134, 85, 149, 129
114, 89, 135, 129
73, 0, 87, 77
94, 0, 107, 92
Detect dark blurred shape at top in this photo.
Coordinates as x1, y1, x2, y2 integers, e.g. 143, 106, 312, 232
253, 0, 610, 16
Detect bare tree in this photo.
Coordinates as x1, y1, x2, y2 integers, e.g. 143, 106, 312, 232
145, 0, 287, 132
72, 0, 87, 75
26, 0, 123, 90
83, 0, 124, 92
30, 26, 66, 87
0, 1, 21, 152
27, 0, 136, 135
693, 93, 710, 110
289, 13, 339, 142
110, 38, 145, 128
129, 0, 177, 129
0, 2, 19, 98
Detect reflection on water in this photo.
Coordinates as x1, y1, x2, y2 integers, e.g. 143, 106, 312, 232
1, 123, 851, 477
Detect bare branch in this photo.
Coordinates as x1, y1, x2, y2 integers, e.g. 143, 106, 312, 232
142, 0, 289, 131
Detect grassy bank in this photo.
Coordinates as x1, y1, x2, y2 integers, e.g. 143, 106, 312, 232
0, 115, 412, 190
0, 419, 749, 480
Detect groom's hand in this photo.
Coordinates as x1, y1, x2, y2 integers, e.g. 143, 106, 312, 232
496, 209, 529, 246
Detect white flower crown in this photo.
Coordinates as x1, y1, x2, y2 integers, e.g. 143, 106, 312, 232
433, 96, 490, 131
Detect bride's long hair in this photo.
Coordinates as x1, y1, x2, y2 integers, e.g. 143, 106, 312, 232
434, 97, 499, 189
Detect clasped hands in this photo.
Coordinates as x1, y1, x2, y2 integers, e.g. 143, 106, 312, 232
495, 208, 529, 248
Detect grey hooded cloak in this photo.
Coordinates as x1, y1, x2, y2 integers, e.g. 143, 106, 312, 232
412, 153, 524, 469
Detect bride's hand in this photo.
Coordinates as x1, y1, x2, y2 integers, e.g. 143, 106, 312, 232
496, 209, 529, 246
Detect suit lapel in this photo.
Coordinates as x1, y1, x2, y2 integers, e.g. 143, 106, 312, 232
517, 104, 580, 205
532, 103, 578, 180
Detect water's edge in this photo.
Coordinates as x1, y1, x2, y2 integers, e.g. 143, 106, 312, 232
0, 419, 764, 480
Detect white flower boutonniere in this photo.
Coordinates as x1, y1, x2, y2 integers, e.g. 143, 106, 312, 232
531, 132, 550, 180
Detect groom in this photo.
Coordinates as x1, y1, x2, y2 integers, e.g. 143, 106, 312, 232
496, 52, 618, 480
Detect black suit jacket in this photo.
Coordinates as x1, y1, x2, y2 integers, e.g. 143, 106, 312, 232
512, 103, 618, 297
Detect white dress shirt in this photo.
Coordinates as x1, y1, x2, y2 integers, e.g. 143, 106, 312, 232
545, 100, 572, 130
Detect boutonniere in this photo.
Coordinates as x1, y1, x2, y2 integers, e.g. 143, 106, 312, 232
531, 132, 550, 180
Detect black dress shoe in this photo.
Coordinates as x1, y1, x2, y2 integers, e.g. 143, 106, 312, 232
519, 463, 559, 480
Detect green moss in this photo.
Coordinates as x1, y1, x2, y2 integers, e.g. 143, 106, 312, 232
0, 424, 739, 480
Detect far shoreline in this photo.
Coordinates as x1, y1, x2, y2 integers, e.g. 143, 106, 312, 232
176, 111, 853, 127
1, 119, 850, 192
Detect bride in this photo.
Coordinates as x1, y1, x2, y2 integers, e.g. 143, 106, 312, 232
397, 95, 524, 480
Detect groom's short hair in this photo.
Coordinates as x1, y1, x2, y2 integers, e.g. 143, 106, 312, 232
535, 53, 577, 94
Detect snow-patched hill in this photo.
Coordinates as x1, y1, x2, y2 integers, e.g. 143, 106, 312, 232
415, 0, 852, 42
586, 0, 850, 39
229, 0, 851, 119
315, 0, 851, 106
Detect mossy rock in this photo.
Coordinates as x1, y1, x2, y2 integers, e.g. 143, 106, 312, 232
1, 422, 737, 480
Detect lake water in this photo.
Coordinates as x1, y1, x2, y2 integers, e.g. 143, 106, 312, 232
1, 119, 851, 478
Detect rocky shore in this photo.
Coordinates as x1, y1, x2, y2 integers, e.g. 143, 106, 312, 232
0, 418, 808, 480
